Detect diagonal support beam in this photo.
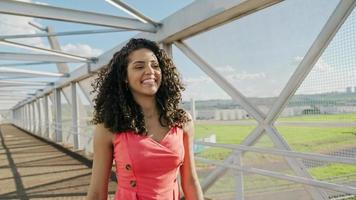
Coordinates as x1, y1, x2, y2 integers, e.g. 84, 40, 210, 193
0, 62, 65, 67
174, 41, 330, 199
0, 0, 157, 32
174, 41, 266, 123
46, 26, 71, 74
0, 67, 68, 78
191, 0, 356, 199
0, 28, 127, 40
0, 80, 50, 86
106, 0, 159, 25
0, 40, 92, 62
150, 0, 282, 43
0, 88, 38, 92
265, 0, 356, 124
0, 52, 88, 63
259, 1, 356, 198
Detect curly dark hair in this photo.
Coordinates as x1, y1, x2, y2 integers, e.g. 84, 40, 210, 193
90, 38, 190, 135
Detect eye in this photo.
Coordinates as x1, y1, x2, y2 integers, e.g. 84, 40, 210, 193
134, 65, 144, 69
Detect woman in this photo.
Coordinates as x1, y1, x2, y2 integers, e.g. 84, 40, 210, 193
86, 38, 204, 200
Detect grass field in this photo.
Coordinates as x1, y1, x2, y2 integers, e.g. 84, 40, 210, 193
194, 115, 356, 195
239, 113, 356, 122
277, 113, 356, 122
195, 124, 356, 159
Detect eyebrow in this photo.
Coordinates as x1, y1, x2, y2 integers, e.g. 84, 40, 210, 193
131, 60, 158, 65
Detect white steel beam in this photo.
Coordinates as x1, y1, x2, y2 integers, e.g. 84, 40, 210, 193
46, 26, 70, 74
174, 41, 265, 192
234, 152, 244, 200
149, 0, 282, 43
266, 0, 356, 124
0, 40, 92, 62
36, 99, 42, 136
161, 43, 173, 58
0, 94, 34, 97
0, 62, 65, 67
0, 85, 46, 89
27, 104, 31, 131
174, 41, 265, 122
0, 98, 26, 101
32, 102, 36, 133
43, 95, 49, 138
196, 141, 356, 165
0, 80, 50, 86
264, 125, 329, 199
54, 88, 62, 142
260, 1, 355, 198
0, 0, 156, 32
21, 106, 24, 128
71, 82, 80, 149
0, 53, 88, 63
25, 104, 29, 131
174, 42, 328, 199
0, 67, 68, 78
184, 1, 355, 195
196, 157, 356, 195
28, 21, 46, 32
106, 0, 159, 25
0, 28, 127, 40
78, 80, 94, 107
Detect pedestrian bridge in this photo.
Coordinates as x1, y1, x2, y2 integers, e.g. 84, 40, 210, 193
1, 0, 356, 200
0, 123, 117, 199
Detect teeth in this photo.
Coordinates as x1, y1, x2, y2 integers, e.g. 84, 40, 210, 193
142, 79, 155, 84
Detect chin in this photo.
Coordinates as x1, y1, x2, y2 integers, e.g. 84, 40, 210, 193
143, 90, 159, 96
134, 89, 158, 97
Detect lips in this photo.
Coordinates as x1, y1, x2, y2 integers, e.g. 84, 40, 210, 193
141, 78, 156, 85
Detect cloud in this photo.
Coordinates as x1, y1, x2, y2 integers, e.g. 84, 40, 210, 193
33, 1, 49, 5
183, 76, 211, 85
216, 65, 266, 80
0, 0, 46, 47
182, 83, 230, 100
228, 71, 266, 80
215, 65, 236, 73
294, 56, 304, 62
312, 58, 331, 73
294, 56, 331, 73
61, 43, 103, 57
181, 65, 269, 100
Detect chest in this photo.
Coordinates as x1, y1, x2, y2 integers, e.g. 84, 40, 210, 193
145, 121, 170, 143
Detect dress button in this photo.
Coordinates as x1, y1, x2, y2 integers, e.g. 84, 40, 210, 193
173, 178, 177, 183
125, 164, 132, 170
130, 180, 136, 187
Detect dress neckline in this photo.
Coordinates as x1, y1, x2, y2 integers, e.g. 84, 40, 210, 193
146, 126, 174, 144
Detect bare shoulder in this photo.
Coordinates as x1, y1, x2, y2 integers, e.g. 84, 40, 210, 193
94, 123, 115, 146
182, 111, 194, 136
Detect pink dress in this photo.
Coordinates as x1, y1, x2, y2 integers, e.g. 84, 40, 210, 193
112, 126, 185, 200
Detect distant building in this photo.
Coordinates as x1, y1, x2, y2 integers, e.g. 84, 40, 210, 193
213, 109, 249, 120
346, 86, 352, 93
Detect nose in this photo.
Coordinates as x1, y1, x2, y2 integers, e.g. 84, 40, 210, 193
145, 64, 155, 74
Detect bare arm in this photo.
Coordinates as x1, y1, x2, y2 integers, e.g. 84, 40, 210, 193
86, 123, 114, 200
180, 116, 204, 200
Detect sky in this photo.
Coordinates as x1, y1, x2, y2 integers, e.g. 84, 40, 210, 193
0, 0, 355, 110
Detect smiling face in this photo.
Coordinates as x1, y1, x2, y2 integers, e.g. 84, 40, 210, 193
126, 48, 162, 98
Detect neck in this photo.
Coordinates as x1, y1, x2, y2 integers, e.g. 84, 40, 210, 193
132, 94, 158, 119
